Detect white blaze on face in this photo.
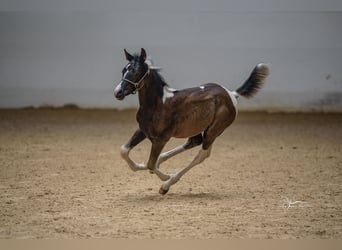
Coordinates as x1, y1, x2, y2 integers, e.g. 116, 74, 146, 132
124, 63, 131, 70
162, 86, 176, 104
122, 68, 130, 80
114, 82, 123, 96
115, 64, 132, 96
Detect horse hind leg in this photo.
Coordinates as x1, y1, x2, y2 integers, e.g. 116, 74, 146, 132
159, 110, 233, 194
151, 134, 202, 183
157, 134, 202, 166
159, 145, 212, 195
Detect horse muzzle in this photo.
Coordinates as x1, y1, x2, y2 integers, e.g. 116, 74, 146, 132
114, 89, 125, 100
114, 81, 126, 100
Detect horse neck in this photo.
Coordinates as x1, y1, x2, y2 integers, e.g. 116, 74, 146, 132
138, 71, 164, 111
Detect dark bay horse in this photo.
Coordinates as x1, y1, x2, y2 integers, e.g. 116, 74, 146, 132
114, 48, 269, 194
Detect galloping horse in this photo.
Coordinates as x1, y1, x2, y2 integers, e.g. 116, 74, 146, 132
114, 48, 269, 194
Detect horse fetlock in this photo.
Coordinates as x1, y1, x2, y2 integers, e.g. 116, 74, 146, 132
161, 173, 181, 192
129, 162, 146, 172
169, 173, 181, 182
120, 145, 129, 157
136, 163, 147, 169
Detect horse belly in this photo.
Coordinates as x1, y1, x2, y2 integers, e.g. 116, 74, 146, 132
173, 102, 215, 138
173, 122, 209, 138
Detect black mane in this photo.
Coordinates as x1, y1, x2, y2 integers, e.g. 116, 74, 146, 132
149, 69, 168, 98
131, 54, 168, 87
150, 68, 168, 87
130, 54, 169, 97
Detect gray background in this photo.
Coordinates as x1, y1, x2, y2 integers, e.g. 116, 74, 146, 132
1, 0, 342, 111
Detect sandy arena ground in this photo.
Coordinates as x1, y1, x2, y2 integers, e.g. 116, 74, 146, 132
0, 109, 341, 239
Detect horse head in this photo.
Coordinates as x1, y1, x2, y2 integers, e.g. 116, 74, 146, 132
114, 48, 149, 100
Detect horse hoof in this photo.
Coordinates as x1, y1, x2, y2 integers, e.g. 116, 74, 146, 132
159, 187, 169, 195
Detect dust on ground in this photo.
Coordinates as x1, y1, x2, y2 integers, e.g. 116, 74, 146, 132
0, 109, 341, 239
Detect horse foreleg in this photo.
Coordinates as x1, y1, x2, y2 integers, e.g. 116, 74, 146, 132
120, 129, 148, 171
159, 145, 212, 195
146, 140, 170, 181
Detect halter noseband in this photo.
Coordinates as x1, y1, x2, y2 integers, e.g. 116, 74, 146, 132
121, 67, 150, 94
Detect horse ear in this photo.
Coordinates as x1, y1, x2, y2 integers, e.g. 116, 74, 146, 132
140, 48, 147, 61
124, 49, 133, 61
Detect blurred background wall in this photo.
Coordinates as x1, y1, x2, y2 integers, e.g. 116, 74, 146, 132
1, 0, 341, 111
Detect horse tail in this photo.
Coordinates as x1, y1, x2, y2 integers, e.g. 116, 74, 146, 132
235, 63, 269, 99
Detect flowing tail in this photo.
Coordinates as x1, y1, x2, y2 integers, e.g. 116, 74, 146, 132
235, 63, 269, 99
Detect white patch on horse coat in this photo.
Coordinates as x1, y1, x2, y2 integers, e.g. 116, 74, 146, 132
231, 91, 239, 98
162, 86, 175, 104
166, 87, 177, 92
222, 86, 238, 118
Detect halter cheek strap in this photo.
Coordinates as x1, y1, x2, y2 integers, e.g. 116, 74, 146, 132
122, 68, 150, 94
